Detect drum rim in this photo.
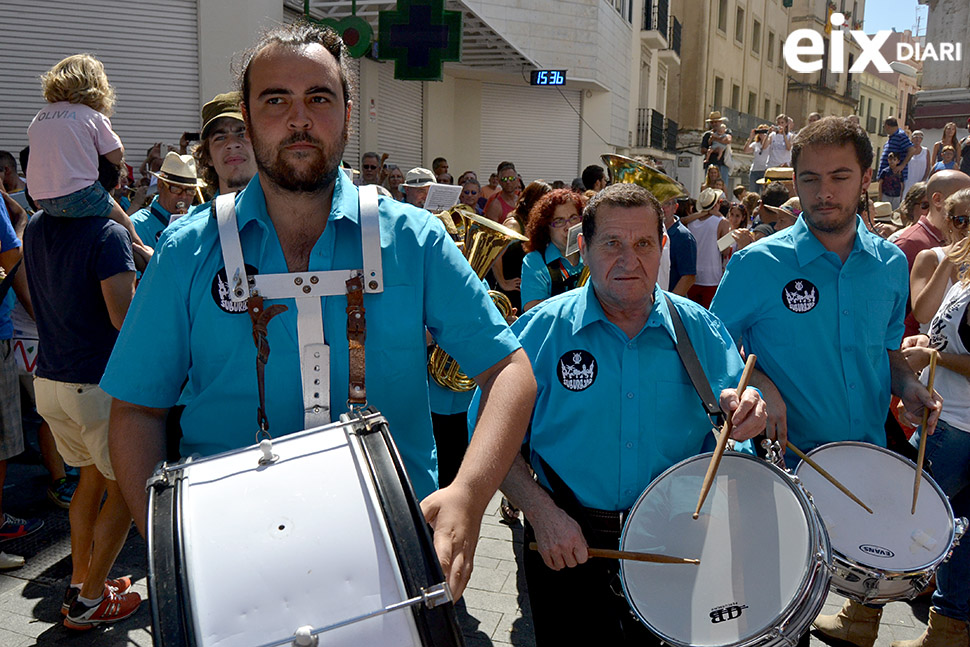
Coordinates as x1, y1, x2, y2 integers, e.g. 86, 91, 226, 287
619, 451, 830, 647
795, 441, 958, 575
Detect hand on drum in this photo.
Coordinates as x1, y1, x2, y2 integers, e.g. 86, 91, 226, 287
421, 483, 482, 599
718, 387, 767, 441
530, 504, 589, 571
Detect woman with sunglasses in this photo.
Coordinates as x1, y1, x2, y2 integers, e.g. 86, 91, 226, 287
458, 179, 484, 215
910, 189, 970, 333
520, 189, 587, 312
900, 188, 970, 647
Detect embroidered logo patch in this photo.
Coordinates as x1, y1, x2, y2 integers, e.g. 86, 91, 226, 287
782, 279, 818, 314
211, 264, 259, 314
557, 350, 597, 391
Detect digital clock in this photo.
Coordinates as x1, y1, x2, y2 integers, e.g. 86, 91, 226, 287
530, 70, 567, 86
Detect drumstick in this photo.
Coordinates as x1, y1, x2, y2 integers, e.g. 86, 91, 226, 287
786, 441, 873, 514
693, 353, 758, 519
527, 542, 699, 565
912, 350, 939, 515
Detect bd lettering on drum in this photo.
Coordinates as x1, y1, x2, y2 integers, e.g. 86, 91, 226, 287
709, 603, 749, 624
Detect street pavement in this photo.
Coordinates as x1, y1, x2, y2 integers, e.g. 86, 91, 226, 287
0, 454, 935, 646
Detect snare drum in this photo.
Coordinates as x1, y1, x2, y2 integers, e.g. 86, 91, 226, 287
794, 441, 967, 604
148, 410, 463, 647
619, 452, 831, 647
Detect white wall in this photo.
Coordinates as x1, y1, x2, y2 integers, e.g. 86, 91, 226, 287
198, 0, 283, 106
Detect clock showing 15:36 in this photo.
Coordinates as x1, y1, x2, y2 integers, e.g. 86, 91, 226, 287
530, 70, 567, 86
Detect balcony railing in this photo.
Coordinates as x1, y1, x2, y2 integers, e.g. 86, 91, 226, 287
636, 108, 678, 152
720, 107, 764, 138
669, 17, 681, 56
644, 0, 669, 38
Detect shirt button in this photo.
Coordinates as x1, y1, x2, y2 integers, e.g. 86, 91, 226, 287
849, 383, 856, 390
626, 489, 634, 495
627, 342, 636, 350
627, 392, 634, 399
842, 309, 849, 315
626, 442, 634, 449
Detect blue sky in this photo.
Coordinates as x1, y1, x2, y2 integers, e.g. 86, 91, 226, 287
863, 0, 927, 35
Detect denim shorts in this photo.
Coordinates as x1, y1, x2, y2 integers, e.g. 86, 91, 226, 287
36, 181, 114, 219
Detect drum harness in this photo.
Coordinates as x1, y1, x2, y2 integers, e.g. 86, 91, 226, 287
213, 185, 382, 440
526, 294, 728, 599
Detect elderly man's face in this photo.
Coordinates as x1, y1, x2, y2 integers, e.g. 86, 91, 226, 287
405, 185, 429, 207
579, 203, 661, 315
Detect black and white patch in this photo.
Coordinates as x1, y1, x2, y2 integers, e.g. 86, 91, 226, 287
211, 264, 259, 314
557, 350, 597, 391
782, 279, 818, 314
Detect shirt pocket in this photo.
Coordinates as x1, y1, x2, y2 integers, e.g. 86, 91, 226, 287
865, 299, 894, 361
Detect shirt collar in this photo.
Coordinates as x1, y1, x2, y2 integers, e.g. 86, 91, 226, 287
543, 244, 564, 264
791, 214, 878, 267
230, 170, 360, 231
572, 282, 676, 341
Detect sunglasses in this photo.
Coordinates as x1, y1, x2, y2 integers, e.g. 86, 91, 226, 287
550, 213, 582, 229
163, 181, 192, 196
362, 164, 378, 170
462, 189, 478, 195
500, 175, 517, 182
950, 214, 970, 229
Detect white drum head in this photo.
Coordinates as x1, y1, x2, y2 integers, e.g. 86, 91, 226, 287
179, 424, 421, 647
621, 453, 816, 647
795, 442, 953, 572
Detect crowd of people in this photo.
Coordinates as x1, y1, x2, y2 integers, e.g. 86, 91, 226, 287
0, 20, 969, 647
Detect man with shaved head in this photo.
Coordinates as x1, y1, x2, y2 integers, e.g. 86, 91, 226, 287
894, 170, 970, 337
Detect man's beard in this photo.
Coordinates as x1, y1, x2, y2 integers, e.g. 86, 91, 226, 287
803, 195, 859, 234
251, 124, 347, 193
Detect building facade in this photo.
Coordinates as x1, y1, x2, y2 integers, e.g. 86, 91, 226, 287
912, 0, 970, 131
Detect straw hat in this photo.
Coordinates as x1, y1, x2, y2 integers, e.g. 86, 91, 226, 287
151, 152, 204, 187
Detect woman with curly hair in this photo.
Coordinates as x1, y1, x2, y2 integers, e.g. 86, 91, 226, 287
27, 54, 148, 258
520, 189, 587, 311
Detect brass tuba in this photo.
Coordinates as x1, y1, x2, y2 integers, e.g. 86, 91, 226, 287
601, 154, 687, 204
428, 207, 527, 391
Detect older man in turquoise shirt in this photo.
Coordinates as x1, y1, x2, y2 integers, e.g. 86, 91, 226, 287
490, 183, 766, 647
103, 23, 535, 599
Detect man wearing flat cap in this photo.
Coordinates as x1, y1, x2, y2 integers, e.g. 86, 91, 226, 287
129, 151, 203, 248
195, 92, 257, 200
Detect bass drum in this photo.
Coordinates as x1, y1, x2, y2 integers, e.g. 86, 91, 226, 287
620, 452, 831, 647
147, 410, 463, 647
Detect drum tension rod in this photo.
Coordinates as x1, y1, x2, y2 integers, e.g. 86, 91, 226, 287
254, 583, 453, 647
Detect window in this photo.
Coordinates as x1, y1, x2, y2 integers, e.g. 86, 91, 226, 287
718, 0, 728, 32
775, 102, 782, 118
748, 91, 757, 115
764, 97, 771, 119
731, 84, 741, 110
778, 39, 784, 68
752, 19, 762, 54
714, 76, 724, 111
735, 6, 745, 43
767, 31, 775, 62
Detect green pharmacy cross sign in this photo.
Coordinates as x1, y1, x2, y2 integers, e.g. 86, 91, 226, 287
304, 0, 373, 58
379, 0, 462, 81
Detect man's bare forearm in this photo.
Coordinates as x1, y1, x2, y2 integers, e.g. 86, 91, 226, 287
108, 399, 169, 537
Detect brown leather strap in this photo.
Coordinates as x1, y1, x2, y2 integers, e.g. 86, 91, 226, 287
249, 295, 288, 434
346, 274, 367, 407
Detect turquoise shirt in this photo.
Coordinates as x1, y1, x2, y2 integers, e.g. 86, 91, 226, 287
129, 196, 172, 249
521, 245, 584, 306
472, 283, 746, 511
101, 172, 520, 498
710, 215, 908, 453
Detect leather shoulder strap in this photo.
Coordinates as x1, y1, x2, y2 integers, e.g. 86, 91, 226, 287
663, 294, 724, 422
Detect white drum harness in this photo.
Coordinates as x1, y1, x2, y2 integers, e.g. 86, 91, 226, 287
213, 185, 383, 436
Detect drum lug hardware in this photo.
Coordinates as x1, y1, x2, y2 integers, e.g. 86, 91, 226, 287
421, 582, 453, 608
955, 517, 968, 544
292, 626, 318, 647
258, 438, 279, 466
145, 471, 170, 491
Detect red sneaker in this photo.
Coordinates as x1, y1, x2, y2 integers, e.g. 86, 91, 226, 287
61, 576, 134, 617
63, 586, 141, 630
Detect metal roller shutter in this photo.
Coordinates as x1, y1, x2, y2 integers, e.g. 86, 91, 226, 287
377, 63, 424, 172
480, 83, 581, 185
0, 0, 199, 168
